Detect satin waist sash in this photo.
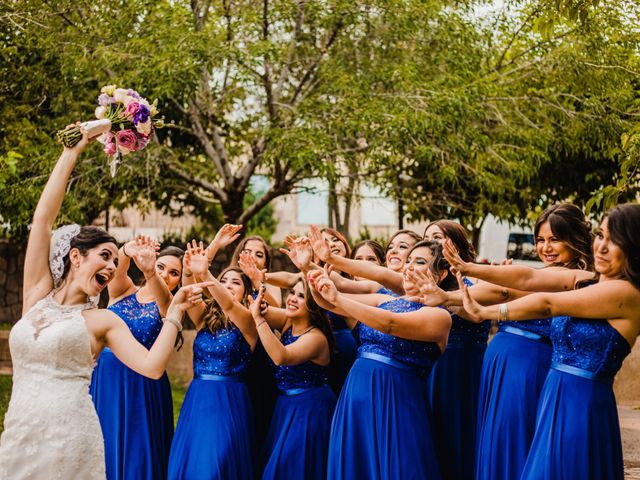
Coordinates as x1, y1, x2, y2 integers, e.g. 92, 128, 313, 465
551, 362, 613, 386
501, 325, 551, 345
194, 373, 243, 382
357, 351, 426, 377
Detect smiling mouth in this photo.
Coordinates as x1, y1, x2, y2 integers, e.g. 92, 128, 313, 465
95, 273, 110, 288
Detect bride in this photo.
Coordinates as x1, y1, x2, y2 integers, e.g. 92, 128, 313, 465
0, 125, 208, 479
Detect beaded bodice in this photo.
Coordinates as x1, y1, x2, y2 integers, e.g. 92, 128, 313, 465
449, 314, 490, 346
551, 316, 631, 380
274, 328, 328, 390
108, 292, 161, 349
499, 318, 552, 338
356, 298, 442, 374
193, 325, 252, 377
376, 286, 399, 297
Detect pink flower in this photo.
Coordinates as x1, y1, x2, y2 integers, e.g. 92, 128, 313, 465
125, 101, 140, 121
116, 129, 138, 155
104, 141, 117, 156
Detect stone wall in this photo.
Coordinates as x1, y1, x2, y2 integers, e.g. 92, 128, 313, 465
0, 241, 23, 328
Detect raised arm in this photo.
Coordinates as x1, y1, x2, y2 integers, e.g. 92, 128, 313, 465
187, 243, 257, 347
458, 274, 640, 345
309, 269, 447, 343
249, 288, 328, 366
97, 282, 212, 378
444, 239, 594, 293
132, 237, 173, 316
237, 252, 281, 306
309, 225, 403, 293
23, 127, 95, 313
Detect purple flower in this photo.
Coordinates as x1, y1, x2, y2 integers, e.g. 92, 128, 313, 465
98, 94, 114, 107
127, 89, 141, 99
133, 104, 151, 125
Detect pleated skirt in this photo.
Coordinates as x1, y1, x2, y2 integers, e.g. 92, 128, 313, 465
90, 348, 174, 480
475, 331, 552, 480
167, 377, 254, 480
262, 385, 336, 480
328, 357, 442, 480
427, 341, 486, 480
521, 367, 623, 480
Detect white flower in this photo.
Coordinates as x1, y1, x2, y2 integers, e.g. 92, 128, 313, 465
136, 119, 152, 136
95, 106, 107, 119
101, 85, 117, 96
113, 88, 129, 104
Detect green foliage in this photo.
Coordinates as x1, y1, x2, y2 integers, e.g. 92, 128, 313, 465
0, 375, 11, 434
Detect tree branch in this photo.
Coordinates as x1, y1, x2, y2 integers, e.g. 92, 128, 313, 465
166, 165, 229, 204
188, 102, 233, 185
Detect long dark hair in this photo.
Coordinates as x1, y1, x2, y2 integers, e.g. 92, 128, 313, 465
603, 203, 640, 289
151, 246, 184, 293
423, 220, 476, 263
201, 267, 253, 334
230, 236, 272, 270
291, 278, 336, 355
351, 240, 385, 265
408, 240, 457, 292
61, 226, 117, 281
534, 204, 594, 271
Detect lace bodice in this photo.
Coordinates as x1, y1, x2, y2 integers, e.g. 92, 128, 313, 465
273, 328, 329, 391
551, 316, 631, 380
499, 318, 552, 339
108, 292, 162, 349
193, 325, 252, 377
356, 298, 442, 375
0, 292, 105, 479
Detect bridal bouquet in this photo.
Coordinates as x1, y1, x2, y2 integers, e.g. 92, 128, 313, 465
56, 85, 164, 176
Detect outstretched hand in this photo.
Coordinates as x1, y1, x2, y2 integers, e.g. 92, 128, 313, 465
307, 267, 338, 304
308, 225, 332, 263
404, 267, 449, 307
131, 236, 159, 277
443, 239, 469, 275
184, 240, 209, 278
455, 272, 485, 323
168, 281, 214, 314
238, 252, 267, 284
247, 285, 269, 323
280, 236, 314, 271
207, 224, 242, 259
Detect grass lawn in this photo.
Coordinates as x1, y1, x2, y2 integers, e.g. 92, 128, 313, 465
0, 374, 189, 434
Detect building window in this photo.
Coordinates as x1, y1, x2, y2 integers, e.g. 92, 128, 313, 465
360, 184, 396, 226
296, 178, 329, 225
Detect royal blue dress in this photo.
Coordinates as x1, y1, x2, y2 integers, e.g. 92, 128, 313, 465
474, 318, 553, 480
261, 327, 336, 479
427, 314, 489, 480
90, 292, 174, 480
521, 316, 631, 479
328, 298, 443, 480
168, 325, 254, 480
326, 311, 357, 394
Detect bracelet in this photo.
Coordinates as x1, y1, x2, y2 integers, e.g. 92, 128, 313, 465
256, 320, 268, 328
163, 317, 183, 332
183, 271, 193, 278
498, 303, 509, 322
121, 244, 131, 258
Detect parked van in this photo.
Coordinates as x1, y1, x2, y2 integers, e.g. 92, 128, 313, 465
476, 215, 543, 267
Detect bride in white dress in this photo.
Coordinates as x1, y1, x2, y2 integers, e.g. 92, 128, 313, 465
0, 126, 209, 479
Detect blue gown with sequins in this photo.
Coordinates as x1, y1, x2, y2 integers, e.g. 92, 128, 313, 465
89, 292, 174, 480
262, 328, 336, 480
328, 298, 443, 480
521, 316, 630, 479
474, 317, 553, 480
168, 325, 254, 480
427, 314, 489, 480
326, 310, 357, 394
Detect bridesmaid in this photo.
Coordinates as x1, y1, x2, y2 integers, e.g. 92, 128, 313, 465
442, 204, 594, 480
459, 203, 640, 479
350, 240, 385, 273
309, 239, 451, 480
421, 220, 490, 480
90, 238, 183, 480
168, 241, 258, 480
249, 279, 336, 480
230, 234, 281, 454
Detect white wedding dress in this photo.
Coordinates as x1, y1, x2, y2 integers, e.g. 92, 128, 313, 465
0, 293, 106, 479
